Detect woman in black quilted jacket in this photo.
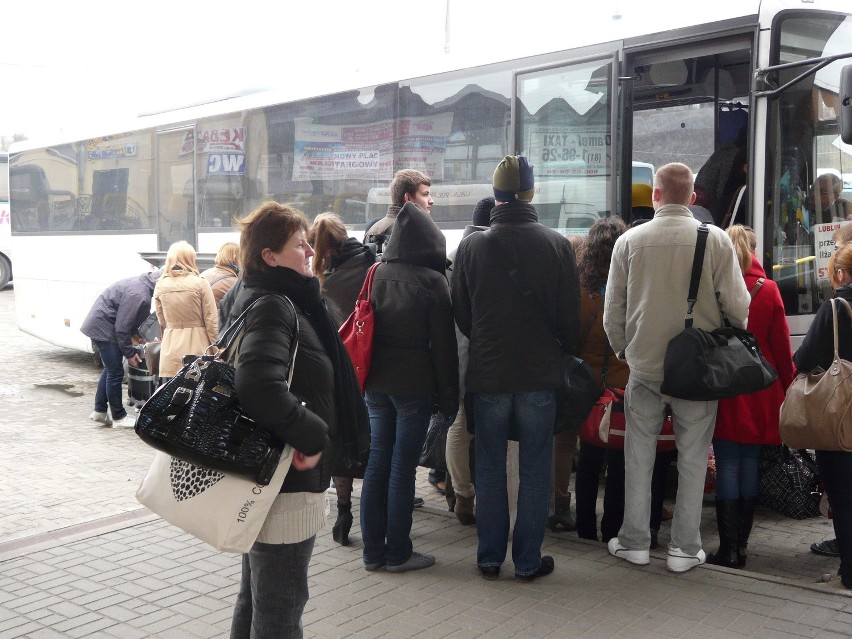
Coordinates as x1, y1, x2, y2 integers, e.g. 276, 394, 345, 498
228, 202, 370, 638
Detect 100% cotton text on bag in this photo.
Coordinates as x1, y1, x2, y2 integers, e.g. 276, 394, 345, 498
779, 297, 852, 451
135, 294, 300, 553
660, 224, 777, 401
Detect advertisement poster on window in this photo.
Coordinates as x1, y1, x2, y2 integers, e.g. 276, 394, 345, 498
524, 125, 610, 178
293, 114, 453, 180
814, 221, 851, 281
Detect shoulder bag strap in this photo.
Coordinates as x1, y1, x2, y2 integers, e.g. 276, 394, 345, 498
684, 224, 710, 328
828, 297, 852, 375
722, 185, 746, 230
579, 294, 605, 350
364, 262, 379, 301
216, 294, 300, 389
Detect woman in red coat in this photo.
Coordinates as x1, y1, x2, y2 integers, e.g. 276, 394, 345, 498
708, 225, 795, 568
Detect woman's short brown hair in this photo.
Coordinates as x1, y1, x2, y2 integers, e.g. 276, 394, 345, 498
237, 201, 309, 277
829, 243, 852, 289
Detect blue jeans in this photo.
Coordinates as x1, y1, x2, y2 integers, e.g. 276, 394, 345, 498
93, 340, 127, 420
816, 450, 852, 588
360, 392, 433, 567
712, 439, 760, 500
230, 537, 315, 639
474, 390, 555, 576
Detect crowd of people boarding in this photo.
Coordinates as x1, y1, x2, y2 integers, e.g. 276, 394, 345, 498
81, 156, 852, 638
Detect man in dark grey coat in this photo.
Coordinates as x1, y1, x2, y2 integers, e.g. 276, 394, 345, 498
452, 156, 579, 583
80, 269, 160, 427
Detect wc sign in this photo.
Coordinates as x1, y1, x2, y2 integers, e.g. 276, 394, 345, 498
208, 153, 246, 175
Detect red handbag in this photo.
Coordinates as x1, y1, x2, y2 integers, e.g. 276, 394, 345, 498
578, 387, 676, 452
339, 262, 379, 390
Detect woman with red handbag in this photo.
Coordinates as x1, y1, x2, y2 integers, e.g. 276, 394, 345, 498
573, 218, 630, 542
574, 217, 677, 548
359, 202, 459, 573
308, 213, 376, 547
708, 225, 795, 568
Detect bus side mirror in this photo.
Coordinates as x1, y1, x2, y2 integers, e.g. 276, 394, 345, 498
841, 64, 852, 145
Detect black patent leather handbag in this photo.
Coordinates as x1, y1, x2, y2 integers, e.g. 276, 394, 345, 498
135, 295, 298, 486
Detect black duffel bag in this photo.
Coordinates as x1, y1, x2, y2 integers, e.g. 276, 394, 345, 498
660, 224, 777, 401
661, 324, 777, 401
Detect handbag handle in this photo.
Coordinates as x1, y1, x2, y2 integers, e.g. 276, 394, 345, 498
829, 297, 852, 375
214, 294, 300, 389
358, 262, 380, 305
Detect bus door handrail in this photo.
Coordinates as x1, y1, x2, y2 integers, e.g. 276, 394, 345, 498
754, 52, 852, 98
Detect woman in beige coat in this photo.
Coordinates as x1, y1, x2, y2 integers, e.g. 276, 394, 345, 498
154, 241, 219, 379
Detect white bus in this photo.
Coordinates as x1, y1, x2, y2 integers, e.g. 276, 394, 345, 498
0, 152, 11, 288
9, 0, 852, 352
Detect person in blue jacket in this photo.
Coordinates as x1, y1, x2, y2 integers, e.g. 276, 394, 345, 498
80, 268, 160, 428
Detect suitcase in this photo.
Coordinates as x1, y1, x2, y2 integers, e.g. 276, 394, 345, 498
127, 343, 159, 407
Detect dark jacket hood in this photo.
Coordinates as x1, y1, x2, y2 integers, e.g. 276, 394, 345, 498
381, 201, 446, 274
142, 269, 161, 291
490, 201, 538, 225
462, 224, 488, 239
330, 236, 374, 271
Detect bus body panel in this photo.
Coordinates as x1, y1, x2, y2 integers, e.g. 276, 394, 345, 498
8, 0, 852, 351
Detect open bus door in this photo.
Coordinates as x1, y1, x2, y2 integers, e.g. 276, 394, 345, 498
514, 49, 620, 233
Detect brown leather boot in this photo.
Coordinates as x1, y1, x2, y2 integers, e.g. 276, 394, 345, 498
454, 494, 476, 525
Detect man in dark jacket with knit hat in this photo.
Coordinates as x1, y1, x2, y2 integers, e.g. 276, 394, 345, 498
452, 156, 580, 582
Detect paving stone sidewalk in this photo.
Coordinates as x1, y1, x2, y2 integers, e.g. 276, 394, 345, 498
1, 285, 851, 638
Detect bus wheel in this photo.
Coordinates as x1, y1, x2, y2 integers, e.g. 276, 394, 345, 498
0, 255, 10, 289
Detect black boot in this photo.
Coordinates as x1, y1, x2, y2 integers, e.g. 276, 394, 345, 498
548, 494, 576, 532
707, 499, 739, 568
737, 497, 757, 568
332, 502, 353, 546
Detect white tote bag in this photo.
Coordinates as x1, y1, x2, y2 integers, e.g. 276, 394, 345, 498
136, 446, 293, 554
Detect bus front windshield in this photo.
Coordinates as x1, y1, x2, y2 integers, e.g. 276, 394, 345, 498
767, 12, 852, 319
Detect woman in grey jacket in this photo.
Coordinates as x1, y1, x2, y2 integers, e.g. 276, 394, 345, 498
360, 202, 459, 573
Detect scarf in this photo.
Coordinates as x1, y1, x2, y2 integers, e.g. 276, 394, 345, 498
243, 267, 371, 478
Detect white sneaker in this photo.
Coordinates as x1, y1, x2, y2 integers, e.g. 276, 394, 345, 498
89, 411, 112, 426
112, 414, 137, 429
608, 537, 650, 565
667, 547, 706, 573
